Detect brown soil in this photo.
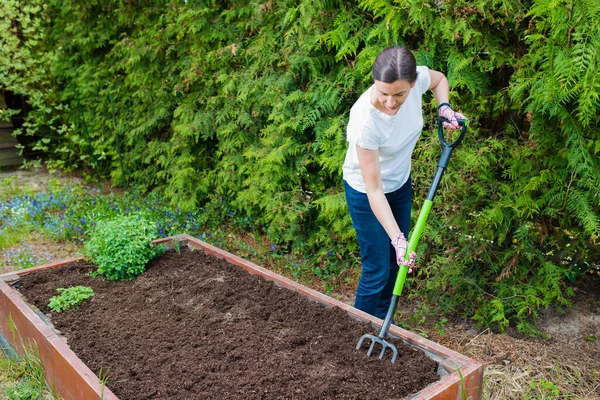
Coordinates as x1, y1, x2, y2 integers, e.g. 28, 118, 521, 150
14, 247, 440, 400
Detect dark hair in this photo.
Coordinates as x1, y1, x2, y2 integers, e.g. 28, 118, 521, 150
372, 46, 417, 84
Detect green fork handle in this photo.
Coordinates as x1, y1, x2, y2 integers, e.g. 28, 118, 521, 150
393, 117, 468, 297
373, 117, 468, 342
393, 200, 432, 296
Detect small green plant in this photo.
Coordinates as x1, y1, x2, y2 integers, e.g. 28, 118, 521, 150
48, 286, 94, 312
84, 213, 164, 280
435, 318, 448, 335
172, 240, 181, 254
98, 367, 110, 399
456, 367, 469, 400
524, 379, 560, 399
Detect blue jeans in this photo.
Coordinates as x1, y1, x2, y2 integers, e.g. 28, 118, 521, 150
344, 178, 412, 319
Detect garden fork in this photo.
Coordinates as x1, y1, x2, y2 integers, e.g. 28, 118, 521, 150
356, 117, 468, 363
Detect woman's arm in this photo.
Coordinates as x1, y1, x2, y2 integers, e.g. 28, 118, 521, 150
356, 144, 402, 240
428, 69, 450, 105
428, 69, 466, 129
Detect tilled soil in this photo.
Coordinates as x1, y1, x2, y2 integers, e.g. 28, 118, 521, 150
15, 247, 439, 400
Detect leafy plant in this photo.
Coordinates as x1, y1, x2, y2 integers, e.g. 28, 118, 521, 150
435, 318, 448, 336
48, 286, 94, 312
524, 379, 560, 399
84, 213, 164, 280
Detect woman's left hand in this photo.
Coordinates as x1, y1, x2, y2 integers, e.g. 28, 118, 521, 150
391, 234, 417, 273
399, 251, 417, 272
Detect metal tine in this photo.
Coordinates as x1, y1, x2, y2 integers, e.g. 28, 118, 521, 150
356, 333, 372, 351
384, 342, 398, 363
357, 333, 399, 363
375, 340, 398, 362
367, 339, 376, 356
378, 344, 387, 359
356, 334, 366, 350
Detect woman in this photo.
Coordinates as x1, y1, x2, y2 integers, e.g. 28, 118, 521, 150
342, 46, 465, 320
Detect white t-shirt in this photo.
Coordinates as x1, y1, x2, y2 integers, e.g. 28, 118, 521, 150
342, 66, 431, 193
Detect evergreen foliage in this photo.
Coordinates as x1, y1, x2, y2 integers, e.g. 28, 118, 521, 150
1, 0, 598, 333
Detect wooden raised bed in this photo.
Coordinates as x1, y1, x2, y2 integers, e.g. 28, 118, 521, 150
0, 234, 483, 399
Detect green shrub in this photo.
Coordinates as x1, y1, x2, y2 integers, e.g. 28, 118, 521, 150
84, 213, 164, 280
48, 286, 94, 312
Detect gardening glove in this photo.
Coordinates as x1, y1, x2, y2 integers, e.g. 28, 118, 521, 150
437, 103, 466, 130
391, 233, 417, 273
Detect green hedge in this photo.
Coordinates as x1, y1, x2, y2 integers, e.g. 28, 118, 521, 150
1, 0, 599, 333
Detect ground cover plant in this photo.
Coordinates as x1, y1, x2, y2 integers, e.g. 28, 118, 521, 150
16, 246, 441, 400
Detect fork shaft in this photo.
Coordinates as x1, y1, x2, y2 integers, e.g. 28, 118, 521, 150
378, 295, 399, 339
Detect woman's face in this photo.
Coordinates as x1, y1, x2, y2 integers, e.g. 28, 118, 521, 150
373, 79, 416, 115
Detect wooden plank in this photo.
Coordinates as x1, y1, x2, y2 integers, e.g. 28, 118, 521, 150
0, 131, 18, 147
0, 158, 24, 168
0, 147, 23, 167
0, 131, 19, 149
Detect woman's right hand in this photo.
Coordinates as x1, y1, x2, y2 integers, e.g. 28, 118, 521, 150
391, 233, 417, 272
438, 103, 466, 130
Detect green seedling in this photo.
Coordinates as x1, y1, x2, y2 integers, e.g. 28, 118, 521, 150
48, 286, 94, 312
